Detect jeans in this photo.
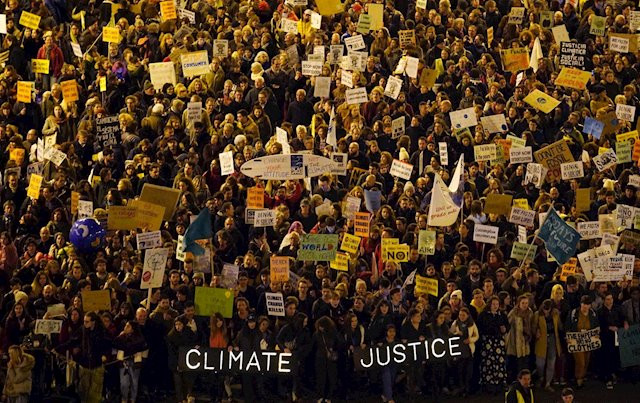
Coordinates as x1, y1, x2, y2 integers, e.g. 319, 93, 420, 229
536, 333, 557, 385
381, 365, 397, 401
120, 360, 141, 401
78, 365, 105, 403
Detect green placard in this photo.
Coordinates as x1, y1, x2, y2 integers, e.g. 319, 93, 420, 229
418, 230, 436, 255
194, 287, 234, 318
511, 241, 536, 261
298, 234, 339, 261
356, 14, 371, 34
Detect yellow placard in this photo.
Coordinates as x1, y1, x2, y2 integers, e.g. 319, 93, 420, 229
107, 205, 138, 230
270, 256, 290, 283
71, 191, 80, 215
501, 47, 530, 72
340, 233, 361, 255
9, 148, 25, 165
102, 26, 121, 43
32, 59, 50, 74
368, 3, 383, 30
247, 187, 264, 209
27, 174, 43, 199
415, 275, 439, 297
129, 199, 165, 231
617, 130, 639, 143
160, 0, 177, 21
576, 188, 591, 212
139, 183, 181, 221
17, 81, 32, 103
524, 89, 561, 114
484, 193, 513, 216
513, 198, 530, 210
560, 257, 577, 281
382, 243, 409, 262
19, 11, 41, 29
555, 67, 591, 90
99, 76, 107, 92
82, 290, 111, 313
317, 0, 344, 16
60, 80, 79, 102
330, 251, 349, 271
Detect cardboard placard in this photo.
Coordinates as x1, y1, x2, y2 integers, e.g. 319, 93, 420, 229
194, 287, 234, 317
82, 290, 111, 313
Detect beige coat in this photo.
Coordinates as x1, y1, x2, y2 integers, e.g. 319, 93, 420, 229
3, 352, 35, 396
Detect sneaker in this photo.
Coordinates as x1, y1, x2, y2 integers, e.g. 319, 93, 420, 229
606, 381, 614, 390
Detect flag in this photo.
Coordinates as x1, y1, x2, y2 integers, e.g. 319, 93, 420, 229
327, 106, 337, 147
448, 154, 464, 207
537, 208, 580, 264
183, 208, 213, 255
428, 173, 460, 226
530, 37, 543, 72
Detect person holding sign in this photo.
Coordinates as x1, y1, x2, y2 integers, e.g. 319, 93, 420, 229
565, 296, 599, 388
36, 32, 64, 91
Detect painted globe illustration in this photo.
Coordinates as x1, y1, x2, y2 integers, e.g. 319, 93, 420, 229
69, 218, 106, 254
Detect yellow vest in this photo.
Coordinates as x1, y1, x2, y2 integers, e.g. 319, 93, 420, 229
505, 388, 534, 403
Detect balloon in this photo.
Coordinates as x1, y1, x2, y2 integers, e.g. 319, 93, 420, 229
69, 218, 106, 254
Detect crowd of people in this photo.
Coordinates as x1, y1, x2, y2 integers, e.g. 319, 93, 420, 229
0, 0, 639, 402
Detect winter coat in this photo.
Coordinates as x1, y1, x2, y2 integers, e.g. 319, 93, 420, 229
3, 353, 35, 396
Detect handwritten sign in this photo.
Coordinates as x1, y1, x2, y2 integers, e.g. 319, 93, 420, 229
566, 328, 601, 353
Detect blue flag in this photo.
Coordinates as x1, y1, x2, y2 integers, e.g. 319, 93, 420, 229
183, 208, 213, 255
537, 208, 580, 265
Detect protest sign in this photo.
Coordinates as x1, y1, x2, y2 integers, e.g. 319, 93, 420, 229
439, 142, 448, 165
17, 81, 32, 103
364, 189, 381, 213
139, 184, 181, 221
186, 102, 202, 123
382, 243, 410, 262
590, 15, 606, 36
618, 204, 636, 229
220, 264, 239, 288
298, 234, 339, 261
330, 252, 349, 271
137, 231, 162, 250
19, 11, 40, 29
559, 257, 578, 281
616, 104, 636, 122
178, 346, 293, 374
390, 159, 413, 180
540, 10, 554, 28
524, 89, 560, 113
509, 207, 536, 227
354, 212, 370, 237
592, 149, 618, 171
618, 325, 640, 368
247, 187, 264, 209
160, 0, 177, 20
555, 67, 591, 90
559, 43, 586, 67
500, 48, 530, 72
450, 107, 478, 129
576, 188, 591, 212
392, 117, 405, 138
181, 51, 209, 77
418, 230, 436, 255
398, 30, 416, 48
32, 59, 49, 74
577, 221, 600, 240
96, 115, 120, 148
129, 199, 165, 231
510, 146, 533, 163
356, 13, 371, 34
344, 35, 366, 52
107, 206, 137, 230
27, 174, 42, 199
508, 7, 525, 24
35, 319, 63, 335
194, 287, 233, 317
484, 194, 513, 216
415, 275, 439, 297
583, 117, 604, 139
266, 292, 285, 316
345, 87, 368, 105
511, 242, 536, 261
533, 139, 574, 182
254, 209, 276, 227
384, 75, 403, 99
513, 199, 530, 210
560, 161, 584, 180
353, 337, 463, 371
302, 60, 323, 76
610, 34, 631, 53
341, 233, 361, 255
102, 26, 121, 43
538, 209, 580, 264
82, 290, 111, 313
314, 76, 331, 98
566, 329, 601, 353
481, 114, 508, 134
473, 224, 499, 244
149, 62, 176, 87
617, 140, 632, 163
270, 256, 290, 283
141, 248, 169, 289
474, 144, 497, 161
428, 173, 460, 226
552, 25, 570, 44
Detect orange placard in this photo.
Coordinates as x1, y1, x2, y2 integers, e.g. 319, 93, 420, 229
354, 212, 370, 238
247, 187, 264, 209
60, 80, 79, 102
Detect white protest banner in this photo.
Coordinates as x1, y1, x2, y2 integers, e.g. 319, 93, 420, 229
439, 142, 449, 165
35, 319, 63, 334
560, 161, 584, 180
220, 263, 239, 288
302, 60, 323, 76
186, 102, 202, 122
44, 148, 67, 167
181, 51, 209, 77
391, 116, 405, 138
578, 245, 613, 281
149, 62, 176, 87
592, 149, 618, 171
219, 151, 234, 175
344, 34, 366, 52
137, 231, 163, 250
630, 10, 640, 31
480, 114, 508, 133
593, 254, 634, 281
330, 152, 347, 175
610, 35, 630, 53
266, 292, 285, 316
509, 207, 535, 227
176, 235, 186, 262
450, 107, 478, 130
577, 221, 600, 239
78, 200, 93, 219
314, 76, 331, 98
566, 328, 601, 353
254, 209, 276, 227
510, 147, 533, 163
384, 75, 403, 99
141, 248, 169, 289
390, 159, 413, 180
345, 87, 368, 105
473, 224, 499, 244
616, 104, 636, 122
310, 11, 322, 29
428, 173, 460, 226
474, 144, 497, 161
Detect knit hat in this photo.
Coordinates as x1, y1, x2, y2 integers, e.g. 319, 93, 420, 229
14, 291, 28, 304
399, 147, 410, 161
450, 290, 463, 300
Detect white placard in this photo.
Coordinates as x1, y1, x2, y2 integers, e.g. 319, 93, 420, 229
602, 232, 620, 252
266, 292, 285, 316
221, 263, 239, 288
141, 247, 169, 289
592, 149, 617, 171
219, 150, 234, 175
345, 87, 368, 105
560, 161, 584, 180
344, 34, 366, 52
616, 104, 636, 122
629, 174, 640, 188
71, 42, 82, 58
577, 221, 600, 239
525, 162, 546, 187
480, 114, 508, 133
186, 101, 202, 122
302, 60, 323, 76
254, 209, 276, 227
77, 200, 93, 219
310, 11, 322, 29
518, 225, 528, 243
405, 56, 418, 78
474, 144, 497, 161
149, 62, 176, 87
384, 75, 403, 99
328, 45, 344, 64
44, 147, 67, 166
617, 204, 636, 229
35, 319, 63, 334
314, 76, 331, 98
510, 147, 533, 163
552, 25, 570, 44
212, 39, 228, 58
281, 18, 298, 34
391, 116, 405, 138
176, 235, 186, 262
439, 142, 448, 165
390, 159, 413, 180
137, 231, 163, 250
610, 36, 630, 53
509, 207, 536, 227
179, 8, 196, 24
341, 70, 354, 88
473, 224, 499, 244
450, 107, 478, 129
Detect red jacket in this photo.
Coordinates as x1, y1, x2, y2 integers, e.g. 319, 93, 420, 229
36, 44, 64, 78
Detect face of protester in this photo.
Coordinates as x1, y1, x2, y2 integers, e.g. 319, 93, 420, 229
518, 298, 529, 311
519, 373, 531, 388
